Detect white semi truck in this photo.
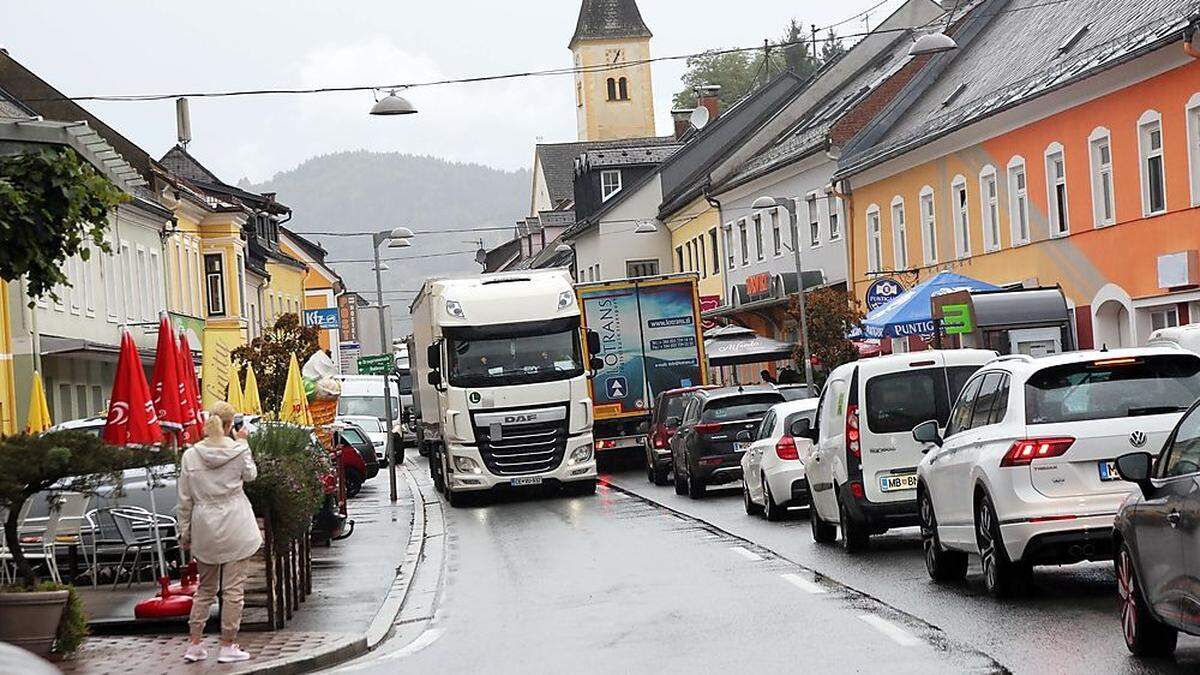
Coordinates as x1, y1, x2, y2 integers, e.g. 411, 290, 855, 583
409, 269, 600, 505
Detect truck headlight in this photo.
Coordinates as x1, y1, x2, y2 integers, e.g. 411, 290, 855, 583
446, 300, 465, 319
558, 291, 575, 310
569, 443, 594, 465
454, 456, 482, 474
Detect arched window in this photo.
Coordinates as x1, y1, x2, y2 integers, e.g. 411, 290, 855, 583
618, 77, 629, 101
606, 78, 617, 101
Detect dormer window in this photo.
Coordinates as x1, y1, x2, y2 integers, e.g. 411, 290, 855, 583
601, 169, 622, 201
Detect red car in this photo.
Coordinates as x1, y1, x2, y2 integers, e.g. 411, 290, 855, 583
644, 386, 714, 486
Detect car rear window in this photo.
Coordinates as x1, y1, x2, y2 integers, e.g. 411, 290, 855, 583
341, 428, 367, 445
663, 394, 688, 424
701, 394, 784, 423
1025, 355, 1200, 424
865, 366, 980, 434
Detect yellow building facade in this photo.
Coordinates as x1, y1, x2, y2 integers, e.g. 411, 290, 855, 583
665, 195, 724, 304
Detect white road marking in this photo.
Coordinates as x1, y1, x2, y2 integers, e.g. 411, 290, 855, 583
780, 572, 826, 594
729, 546, 763, 561
857, 614, 923, 647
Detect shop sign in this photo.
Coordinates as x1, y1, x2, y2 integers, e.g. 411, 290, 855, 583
865, 277, 904, 311
303, 307, 340, 330
746, 273, 772, 299
699, 294, 720, 330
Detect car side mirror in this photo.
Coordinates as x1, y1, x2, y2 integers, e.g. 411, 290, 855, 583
586, 330, 601, 355
1116, 452, 1155, 495
912, 420, 942, 451
789, 418, 813, 441
665, 416, 681, 428
735, 430, 752, 442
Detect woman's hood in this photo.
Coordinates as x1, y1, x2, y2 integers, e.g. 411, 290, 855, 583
192, 438, 249, 468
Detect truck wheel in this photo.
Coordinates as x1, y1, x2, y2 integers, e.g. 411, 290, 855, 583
431, 450, 446, 493
567, 479, 597, 496
446, 487, 470, 508
418, 441, 432, 458
687, 469, 706, 499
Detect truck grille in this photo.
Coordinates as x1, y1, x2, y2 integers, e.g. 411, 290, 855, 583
472, 407, 569, 476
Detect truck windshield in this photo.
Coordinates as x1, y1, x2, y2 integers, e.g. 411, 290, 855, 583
447, 327, 583, 388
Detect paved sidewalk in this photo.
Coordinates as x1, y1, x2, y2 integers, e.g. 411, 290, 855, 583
58, 466, 419, 675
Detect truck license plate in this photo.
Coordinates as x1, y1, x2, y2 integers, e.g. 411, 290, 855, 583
511, 476, 544, 487
879, 473, 918, 492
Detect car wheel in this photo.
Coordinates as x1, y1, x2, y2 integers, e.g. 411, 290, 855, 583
646, 450, 656, 483
651, 460, 670, 486
919, 486, 967, 582
687, 467, 706, 499
345, 469, 364, 499
810, 498, 837, 544
975, 492, 1027, 598
763, 475, 785, 522
838, 491, 868, 553
743, 479, 763, 516
1118, 543, 1178, 656
673, 457, 688, 495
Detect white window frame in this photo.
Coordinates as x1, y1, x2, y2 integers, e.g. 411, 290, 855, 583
204, 251, 226, 317
806, 195, 819, 250
771, 209, 782, 257
120, 241, 135, 320
625, 258, 659, 277
137, 245, 152, 321
600, 169, 622, 202
150, 249, 162, 316
1138, 110, 1167, 216
101, 244, 118, 322
1045, 143, 1070, 237
865, 204, 883, 273
919, 186, 938, 265
978, 166, 1001, 252
1187, 93, 1200, 206
951, 175, 971, 259
723, 225, 735, 271
68, 255, 82, 315
828, 195, 842, 241
83, 247, 96, 317
738, 219, 749, 266
753, 214, 764, 261
1151, 306, 1180, 331
1007, 156, 1030, 246
890, 196, 908, 270
1088, 127, 1116, 228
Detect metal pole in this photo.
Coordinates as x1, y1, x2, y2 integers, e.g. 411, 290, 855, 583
785, 200, 816, 397
373, 232, 399, 503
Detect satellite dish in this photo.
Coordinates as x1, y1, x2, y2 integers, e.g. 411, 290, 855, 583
690, 105, 711, 130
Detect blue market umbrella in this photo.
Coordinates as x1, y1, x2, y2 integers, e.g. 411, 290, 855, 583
857, 271, 999, 340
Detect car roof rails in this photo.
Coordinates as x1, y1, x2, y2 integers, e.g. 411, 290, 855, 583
989, 354, 1035, 365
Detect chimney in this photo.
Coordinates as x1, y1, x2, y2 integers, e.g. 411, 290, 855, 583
695, 85, 722, 122
671, 109, 693, 140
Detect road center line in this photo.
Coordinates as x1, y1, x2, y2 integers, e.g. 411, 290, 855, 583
857, 614, 923, 647
780, 572, 826, 594
729, 545, 763, 561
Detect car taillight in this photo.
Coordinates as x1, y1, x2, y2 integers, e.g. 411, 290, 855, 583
849, 480, 864, 499
776, 436, 799, 460
653, 428, 668, 449
694, 423, 722, 433
1001, 437, 1074, 467
846, 404, 860, 458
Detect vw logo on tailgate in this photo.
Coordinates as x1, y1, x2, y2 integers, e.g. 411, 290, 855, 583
1129, 430, 1147, 448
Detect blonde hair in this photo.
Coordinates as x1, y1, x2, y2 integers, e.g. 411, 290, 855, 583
204, 401, 237, 439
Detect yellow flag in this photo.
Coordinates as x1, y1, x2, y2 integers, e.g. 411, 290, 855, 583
278, 353, 312, 426
227, 364, 245, 413
243, 366, 263, 415
26, 371, 52, 434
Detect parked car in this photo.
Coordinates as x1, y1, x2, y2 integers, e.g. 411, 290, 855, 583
774, 384, 816, 401
671, 386, 784, 499
807, 349, 996, 552
741, 397, 818, 521
644, 386, 711, 486
1113, 396, 1200, 657
913, 348, 1200, 598
337, 375, 405, 467
335, 422, 380, 481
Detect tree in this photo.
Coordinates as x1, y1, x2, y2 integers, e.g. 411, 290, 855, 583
0, 147, 127, 303
786, 287, 864, 387
821, 29, 847, 62
230, 314, 320, 414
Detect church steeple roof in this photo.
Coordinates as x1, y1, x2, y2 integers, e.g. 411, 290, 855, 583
569, 0, 652, 48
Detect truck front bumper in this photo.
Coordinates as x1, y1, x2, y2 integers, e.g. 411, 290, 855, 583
445, 434, 597, 493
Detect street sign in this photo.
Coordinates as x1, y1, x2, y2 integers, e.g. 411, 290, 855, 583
865, 278, 905, 311
357, 354, 393, 375
303, 307, 340, 330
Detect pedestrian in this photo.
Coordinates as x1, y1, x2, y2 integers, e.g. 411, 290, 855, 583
760, 369, 777, 385
179, 401, 262, 664
779, 366, 800, 384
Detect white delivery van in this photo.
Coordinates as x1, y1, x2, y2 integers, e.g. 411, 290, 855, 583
337, 374, 403, 466
805, 349, 996, 552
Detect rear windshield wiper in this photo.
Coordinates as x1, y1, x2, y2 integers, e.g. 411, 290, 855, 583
1128, 406, 1187, 417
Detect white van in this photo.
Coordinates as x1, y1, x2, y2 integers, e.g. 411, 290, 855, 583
804, 349, 996, 552
337, 375, 404, 465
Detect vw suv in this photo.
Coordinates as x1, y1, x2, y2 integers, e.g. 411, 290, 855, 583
671, 386, 784, 499
913, 348, 1200, 597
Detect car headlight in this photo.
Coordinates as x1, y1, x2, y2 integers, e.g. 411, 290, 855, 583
454, 456, 482, 474
569, 443, 594, 465
446, 300, 465, 319
558, 290, 575, 310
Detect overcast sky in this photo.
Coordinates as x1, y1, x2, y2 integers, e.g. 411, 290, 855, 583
2, 0, 904, 183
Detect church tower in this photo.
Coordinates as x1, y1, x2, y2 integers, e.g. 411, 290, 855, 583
570, 0, 657, 141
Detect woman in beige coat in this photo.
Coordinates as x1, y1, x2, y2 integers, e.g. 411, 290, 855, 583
178, 401, 263, 664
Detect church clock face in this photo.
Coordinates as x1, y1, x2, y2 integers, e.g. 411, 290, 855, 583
605, 49, 624, 64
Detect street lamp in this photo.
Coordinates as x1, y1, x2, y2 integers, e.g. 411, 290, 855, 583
370, 89, 418, 116
752, 195, 815, 397
908, 31, 957, 56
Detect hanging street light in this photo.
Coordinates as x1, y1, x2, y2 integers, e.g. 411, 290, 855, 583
370, 89, 418, 116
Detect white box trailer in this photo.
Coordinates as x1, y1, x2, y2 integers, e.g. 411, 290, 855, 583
409, 269, 599, 505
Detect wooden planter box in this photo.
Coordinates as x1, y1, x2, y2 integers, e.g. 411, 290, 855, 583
242, 516, 311, 631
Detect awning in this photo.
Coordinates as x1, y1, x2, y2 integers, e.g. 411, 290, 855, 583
857, 271, 999, 339
704, 325, 795, 366
971, 287, 1069, 328
39, 335, 155, 364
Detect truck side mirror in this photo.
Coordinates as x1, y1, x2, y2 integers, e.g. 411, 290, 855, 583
586, 330, 601, 355
427, 370, 442, 386
589, 356, 603, 371
426, 343, 441, 370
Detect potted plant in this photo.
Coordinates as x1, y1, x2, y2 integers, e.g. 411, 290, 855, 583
0, 431, 153, 657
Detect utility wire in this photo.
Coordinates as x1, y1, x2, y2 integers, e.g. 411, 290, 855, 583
325, 249, 476, 264
292, 226, 515, 237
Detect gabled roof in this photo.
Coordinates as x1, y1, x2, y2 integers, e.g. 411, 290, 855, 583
535, 135, 675, 208
160, 145, 290, 215
839, 0, 1200, 176
570, 0, 652, 48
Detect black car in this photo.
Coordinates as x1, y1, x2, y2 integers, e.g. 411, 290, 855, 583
336, 422, 380, 486
671, 386, 784, 499
644, 386, 712, 486
1114, 398, 1200, 657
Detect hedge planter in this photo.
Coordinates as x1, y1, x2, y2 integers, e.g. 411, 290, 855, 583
0, 589, 69, 656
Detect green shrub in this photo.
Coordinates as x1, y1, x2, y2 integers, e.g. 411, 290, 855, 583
244, 424, 328, 547
0, 583, 89, 655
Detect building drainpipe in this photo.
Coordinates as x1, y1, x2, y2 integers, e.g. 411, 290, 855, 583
828, 178, 854, 302
704, 185, 727, 383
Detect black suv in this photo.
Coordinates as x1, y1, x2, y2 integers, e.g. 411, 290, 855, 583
671, 386, 784, 499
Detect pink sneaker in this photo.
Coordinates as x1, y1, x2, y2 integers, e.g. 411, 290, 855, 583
217, 644, 251, 663
183, 644, 207, 662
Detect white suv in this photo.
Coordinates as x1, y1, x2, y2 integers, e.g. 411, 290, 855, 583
913, 348, 1200, 597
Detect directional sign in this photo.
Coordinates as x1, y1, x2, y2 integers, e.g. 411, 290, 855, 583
605, 376, 629, 400
357, 354, 393, 376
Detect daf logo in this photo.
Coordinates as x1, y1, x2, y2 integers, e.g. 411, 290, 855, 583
1129, 430, 1148, 448
504, 414, 538, 424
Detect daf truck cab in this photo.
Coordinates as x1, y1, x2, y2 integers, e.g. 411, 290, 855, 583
410, 269, 600, 506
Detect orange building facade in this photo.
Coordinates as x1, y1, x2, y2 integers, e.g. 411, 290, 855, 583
845, 50, 1200, 350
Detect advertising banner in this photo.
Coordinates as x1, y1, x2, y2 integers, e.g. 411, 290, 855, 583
638, 280, 703, 399
580, 284, 645, 417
